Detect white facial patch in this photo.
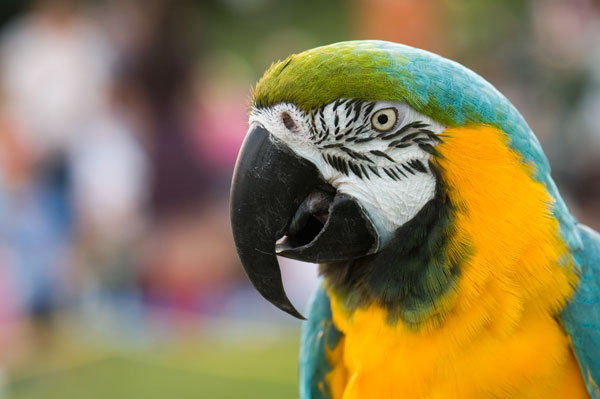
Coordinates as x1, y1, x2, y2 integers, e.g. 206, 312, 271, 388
248, 100, 446, 243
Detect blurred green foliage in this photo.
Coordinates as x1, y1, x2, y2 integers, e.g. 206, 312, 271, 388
193, 0, 351, 76
447, 0, 529, 56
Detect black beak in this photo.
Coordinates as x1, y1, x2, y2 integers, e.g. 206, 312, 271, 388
230, 125, 379, 319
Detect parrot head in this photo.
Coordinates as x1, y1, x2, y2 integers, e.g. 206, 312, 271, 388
230, 40, 577, 320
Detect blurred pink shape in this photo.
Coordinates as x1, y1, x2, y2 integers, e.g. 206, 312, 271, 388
192, 95, 249, 169
0, 246, 23, 327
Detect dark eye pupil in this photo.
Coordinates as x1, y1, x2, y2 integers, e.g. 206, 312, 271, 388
377, 114, 388, 125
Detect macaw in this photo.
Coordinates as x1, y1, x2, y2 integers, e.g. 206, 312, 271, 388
229, 40, 600, 399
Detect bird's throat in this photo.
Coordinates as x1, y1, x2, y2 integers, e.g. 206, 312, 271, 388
320, 164, 466, 329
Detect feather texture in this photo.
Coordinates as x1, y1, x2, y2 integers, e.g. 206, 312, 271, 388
561, 224, 600, 398
251, 41, 600, 398
300, 283, 345, 399
315, 124, 588, 398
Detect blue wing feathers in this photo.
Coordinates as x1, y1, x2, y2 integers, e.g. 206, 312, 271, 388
300, 283, 343, 399
561, 224, 600, 398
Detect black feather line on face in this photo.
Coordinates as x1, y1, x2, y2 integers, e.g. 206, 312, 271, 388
352, 100, 364, 124
340, 147, 373, 164
345, 106, 352, 119
333, 155, 342, 172
348, 161, 362, 178
379, 125, 412, 141
324, 151, 430, 182
341, 158, 349, 175
344, 99, 358, 118
402, 164, 415, 175
319, 108, 328, 135
389, 167, 402, 180
330, 157, 338, 173
326, 153, 334, 167
333, 98, 341, 112
364, 102, 376, 117
310, 111, 324, 139
355, 125, 370, 136
410, 159, 427, 173
370, 150, 395, 162
426, 133, 443, 143
383, 168, 397, 180
388, 141, 412, 148
380, 121, 429, 140
360, 164, 370, 179
395, 166, 408, 178
345, 125, 363, 137
368, 165, 381, 177
398, 131, 423, 143
341, 147, 361, 161
305, 100, 445, 184
419, 143, 441, 157
356, 152, 373, 163
354, 136, 375, 144
413, 138, 431, 144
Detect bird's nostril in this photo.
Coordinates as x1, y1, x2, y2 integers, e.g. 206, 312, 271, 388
282, 112, 297, 131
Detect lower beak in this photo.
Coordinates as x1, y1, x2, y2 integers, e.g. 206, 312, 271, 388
230, 125, 379, 318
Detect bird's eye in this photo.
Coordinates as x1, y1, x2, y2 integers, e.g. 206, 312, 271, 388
371, 108, 397, 132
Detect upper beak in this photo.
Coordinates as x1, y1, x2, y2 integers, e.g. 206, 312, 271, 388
230, 124, 379, 318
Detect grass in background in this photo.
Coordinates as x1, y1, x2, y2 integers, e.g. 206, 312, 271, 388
7, 320, 300, 399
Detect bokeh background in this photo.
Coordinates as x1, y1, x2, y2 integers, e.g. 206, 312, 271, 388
0, 0, 598, 398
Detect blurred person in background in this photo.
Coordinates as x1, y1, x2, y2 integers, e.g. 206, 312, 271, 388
0, 95, 27, 378
0, 0, 114, 323
0, 0, 152, 345
0, 0, 594, 397
112, 0, 245, 323
68, 77, 149, 335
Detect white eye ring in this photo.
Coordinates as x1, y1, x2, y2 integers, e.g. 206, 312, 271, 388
371, 108, 398, 132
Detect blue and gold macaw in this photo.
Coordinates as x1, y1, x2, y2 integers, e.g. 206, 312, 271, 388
230, 40, 600, 398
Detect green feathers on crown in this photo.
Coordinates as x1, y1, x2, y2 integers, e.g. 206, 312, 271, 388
253, 40, 512, 130
253, 42, 405, 113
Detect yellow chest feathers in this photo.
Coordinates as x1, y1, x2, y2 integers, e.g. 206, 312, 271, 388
325, 125, 588, 399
